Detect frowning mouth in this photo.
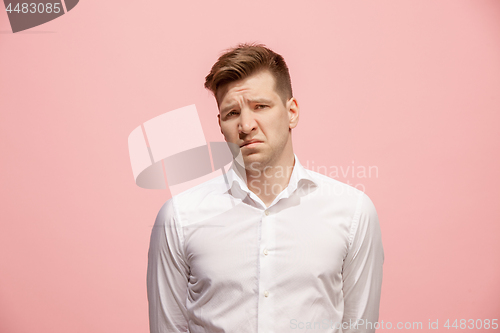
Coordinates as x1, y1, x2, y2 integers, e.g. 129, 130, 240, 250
240, 140, 263, 148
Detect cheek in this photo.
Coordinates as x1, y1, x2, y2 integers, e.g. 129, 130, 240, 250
260, 112, 287, 134
220, 123, 236, 140
274, 113, 292, 131
262, 120, 288, 143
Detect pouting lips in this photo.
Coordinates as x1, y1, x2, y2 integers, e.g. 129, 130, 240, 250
240, 140, 263, 148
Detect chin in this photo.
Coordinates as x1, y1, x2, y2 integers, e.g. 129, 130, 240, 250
241, 153, 270, 171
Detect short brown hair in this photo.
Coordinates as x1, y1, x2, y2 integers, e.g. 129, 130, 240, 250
204, 43, 293, 104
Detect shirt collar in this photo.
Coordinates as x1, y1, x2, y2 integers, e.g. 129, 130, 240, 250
224, 154, 318, 203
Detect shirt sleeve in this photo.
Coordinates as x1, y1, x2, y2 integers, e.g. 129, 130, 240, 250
147, 198, 190, 333
341, 192, 384, 332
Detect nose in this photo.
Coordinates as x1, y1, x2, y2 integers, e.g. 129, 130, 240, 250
238, 108, 257, 135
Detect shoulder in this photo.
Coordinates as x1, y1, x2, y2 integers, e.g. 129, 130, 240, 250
348, 190, 381, 249
302, 168, 379, 226
156, 174, 229, 226
303, 168, 365, 206
307, 168, 361, 193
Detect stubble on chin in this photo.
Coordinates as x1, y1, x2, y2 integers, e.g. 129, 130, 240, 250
242, 152, 274, 175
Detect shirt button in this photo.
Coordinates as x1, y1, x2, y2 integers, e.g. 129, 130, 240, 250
265, 210, 270, 216
263, 249, 268, 256
264, 290, 269, 297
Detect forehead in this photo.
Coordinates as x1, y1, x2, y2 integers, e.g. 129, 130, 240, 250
216, 71, 279, 107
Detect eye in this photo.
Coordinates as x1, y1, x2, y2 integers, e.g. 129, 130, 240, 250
225, 110, 239, 119
255, 104, 268, 109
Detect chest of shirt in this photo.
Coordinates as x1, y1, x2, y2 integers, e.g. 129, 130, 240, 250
181, 195, 353, 292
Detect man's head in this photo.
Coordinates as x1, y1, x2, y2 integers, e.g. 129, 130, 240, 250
205, 44, 299, 171
204, 43, 293, 106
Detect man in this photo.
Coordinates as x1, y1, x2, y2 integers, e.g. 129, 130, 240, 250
147, 43, 384, 333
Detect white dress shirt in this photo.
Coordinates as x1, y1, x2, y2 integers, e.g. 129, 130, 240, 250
147, 155, 384, 333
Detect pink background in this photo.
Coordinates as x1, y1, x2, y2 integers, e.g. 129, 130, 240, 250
1, 0, 499, 332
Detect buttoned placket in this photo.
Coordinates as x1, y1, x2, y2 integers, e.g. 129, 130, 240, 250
226, 158, 304, 333
257, 207, 276, 333
253, 183, 299, 333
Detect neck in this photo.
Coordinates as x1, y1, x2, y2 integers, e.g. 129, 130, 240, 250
241, 148, 296, 208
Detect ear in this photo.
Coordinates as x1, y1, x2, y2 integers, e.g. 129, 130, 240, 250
217, 114, 223, 135
287, 97, 299, 129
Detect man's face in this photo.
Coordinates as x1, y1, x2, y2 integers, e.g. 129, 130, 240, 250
217, 70, 299, 170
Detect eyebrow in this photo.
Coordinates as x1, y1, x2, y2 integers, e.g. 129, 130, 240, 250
219, 98, 274, 115
220, 103, 238, 115
248, 98, 273, 105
